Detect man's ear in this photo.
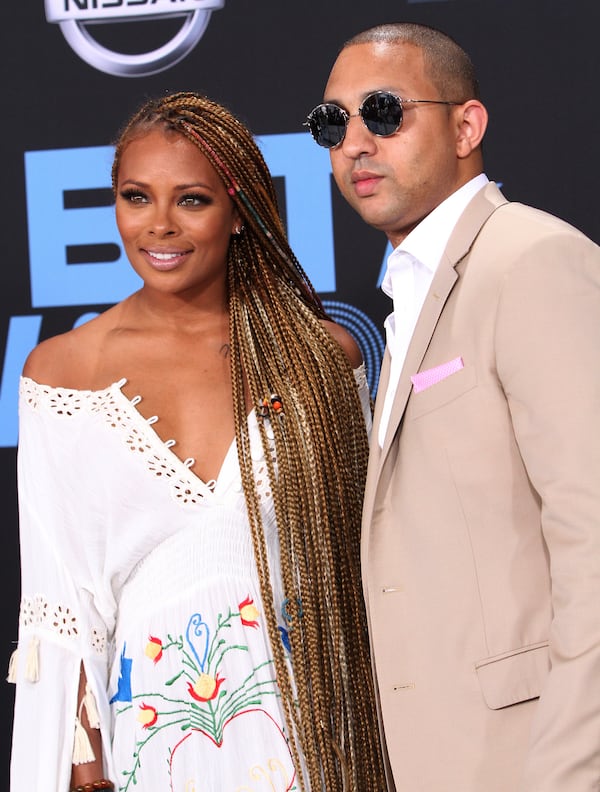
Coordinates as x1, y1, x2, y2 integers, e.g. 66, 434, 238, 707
455, 100, 488, 158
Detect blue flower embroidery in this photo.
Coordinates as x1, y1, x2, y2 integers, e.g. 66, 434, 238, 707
110, 643, 133, 703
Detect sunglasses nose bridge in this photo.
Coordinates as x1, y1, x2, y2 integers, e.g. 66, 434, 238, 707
337, 110, 380, 154
346, 106, 371, 132
346, 110, 366, 133
328, 108, 368, 149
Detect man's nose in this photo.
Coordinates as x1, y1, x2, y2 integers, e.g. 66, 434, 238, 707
340, 114, 378, 159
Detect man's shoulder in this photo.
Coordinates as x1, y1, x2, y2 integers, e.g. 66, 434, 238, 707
465, 198, 600, 287
479, 187, 593, 246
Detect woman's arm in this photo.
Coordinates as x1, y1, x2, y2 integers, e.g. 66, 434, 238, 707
70, 663, 106, 788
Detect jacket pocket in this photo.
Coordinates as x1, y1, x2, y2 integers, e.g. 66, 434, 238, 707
406, 362, 477, 420
475, 641, 550, 710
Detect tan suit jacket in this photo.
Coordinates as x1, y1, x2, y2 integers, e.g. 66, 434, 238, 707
362, 182, 600, 791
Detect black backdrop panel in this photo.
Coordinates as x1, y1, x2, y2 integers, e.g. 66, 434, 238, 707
2, 0, 599, 784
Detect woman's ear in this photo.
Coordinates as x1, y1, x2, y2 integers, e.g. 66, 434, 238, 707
231, 209, 244, 236
455, 100, 488, 159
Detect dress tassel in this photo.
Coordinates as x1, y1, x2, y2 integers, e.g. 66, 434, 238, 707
25, 637, 39, 682
72, 716, 96, 765
83, 683, 101, 729
6, 648, 18, 683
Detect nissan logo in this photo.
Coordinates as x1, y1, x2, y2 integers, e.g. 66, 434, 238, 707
45, 0, 225, 77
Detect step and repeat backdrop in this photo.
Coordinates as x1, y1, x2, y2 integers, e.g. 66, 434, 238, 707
2, 0, 598, 783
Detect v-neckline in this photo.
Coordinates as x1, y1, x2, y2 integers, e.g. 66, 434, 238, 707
20, 375, 273, 505
112, 379, 254, 496
19, 375, 275, 505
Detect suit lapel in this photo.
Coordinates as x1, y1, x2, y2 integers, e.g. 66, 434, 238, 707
379, 259, 458, 465
373, 182, 510, 479
371, 348, 391, 444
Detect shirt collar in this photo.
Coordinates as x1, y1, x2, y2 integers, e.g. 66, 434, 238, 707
381, 173, 489, 297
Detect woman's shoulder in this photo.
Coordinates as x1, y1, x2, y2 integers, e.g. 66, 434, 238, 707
320, 319, 363, 369
22, 307, 119, 389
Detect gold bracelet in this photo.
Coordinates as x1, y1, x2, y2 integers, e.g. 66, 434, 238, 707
70, 781, 114, 792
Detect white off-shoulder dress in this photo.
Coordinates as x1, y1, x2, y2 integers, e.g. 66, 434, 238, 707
9, 367, 371, 792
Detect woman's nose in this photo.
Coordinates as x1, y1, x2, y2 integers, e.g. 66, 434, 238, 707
148, 204, 178, 236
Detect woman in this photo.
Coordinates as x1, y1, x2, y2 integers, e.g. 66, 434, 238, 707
9, 92, 386, 791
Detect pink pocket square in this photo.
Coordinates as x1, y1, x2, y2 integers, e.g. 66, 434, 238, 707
411, 356, 464, 393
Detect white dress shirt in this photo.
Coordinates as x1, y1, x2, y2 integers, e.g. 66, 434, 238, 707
378, 173, 489, 447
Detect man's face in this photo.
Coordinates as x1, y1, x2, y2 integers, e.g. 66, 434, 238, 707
324, 41, 467, 248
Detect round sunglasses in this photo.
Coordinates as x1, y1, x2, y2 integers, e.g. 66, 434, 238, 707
304, 90, 461, 149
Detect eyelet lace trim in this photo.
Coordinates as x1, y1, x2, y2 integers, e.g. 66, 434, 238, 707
20, 377, 276, 506
19, 595, 106, 653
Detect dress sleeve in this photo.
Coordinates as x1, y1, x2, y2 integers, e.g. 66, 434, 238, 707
353, 362, 373, 439
9, 379, 113, 790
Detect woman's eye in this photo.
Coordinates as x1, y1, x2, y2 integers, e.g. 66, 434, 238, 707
179, 194, 212, 207
120, 189, 147, 204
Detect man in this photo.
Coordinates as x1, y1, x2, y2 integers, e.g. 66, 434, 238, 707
305, 22, 600, 791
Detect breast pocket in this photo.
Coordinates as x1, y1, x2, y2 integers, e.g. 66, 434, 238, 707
406, 362, 477, 420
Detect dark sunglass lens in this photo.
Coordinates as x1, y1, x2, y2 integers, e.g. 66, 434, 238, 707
362, 92, 403, 136
308, 104, 347, 148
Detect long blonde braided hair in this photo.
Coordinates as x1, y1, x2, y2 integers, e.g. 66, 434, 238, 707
112, 92, 386, 791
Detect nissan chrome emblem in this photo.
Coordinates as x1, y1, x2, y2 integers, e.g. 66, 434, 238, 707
45, 0, 225, 78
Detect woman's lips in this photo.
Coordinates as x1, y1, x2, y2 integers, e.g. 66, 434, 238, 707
142, 249, 190, 271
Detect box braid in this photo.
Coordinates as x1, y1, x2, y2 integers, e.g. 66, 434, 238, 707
112, 92, 387, 792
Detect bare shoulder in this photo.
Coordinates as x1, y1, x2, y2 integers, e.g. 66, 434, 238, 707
320, 319, 363, 369
22, 307, 118, 388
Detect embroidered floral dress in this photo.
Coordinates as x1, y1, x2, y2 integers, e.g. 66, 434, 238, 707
10, 367, 371, 792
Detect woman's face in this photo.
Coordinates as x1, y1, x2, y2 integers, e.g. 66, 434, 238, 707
115, 127, 240, 300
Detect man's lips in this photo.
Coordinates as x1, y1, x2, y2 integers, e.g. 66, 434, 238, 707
351, 171, 383, 197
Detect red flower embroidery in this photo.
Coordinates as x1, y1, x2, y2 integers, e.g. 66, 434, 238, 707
187, 673, 225, 702
144, 636, 163, 664
137, 703, 158, 728
239, 596, 260, 629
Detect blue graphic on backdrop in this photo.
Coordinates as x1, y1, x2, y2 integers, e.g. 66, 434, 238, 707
322, 302, 385, 395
